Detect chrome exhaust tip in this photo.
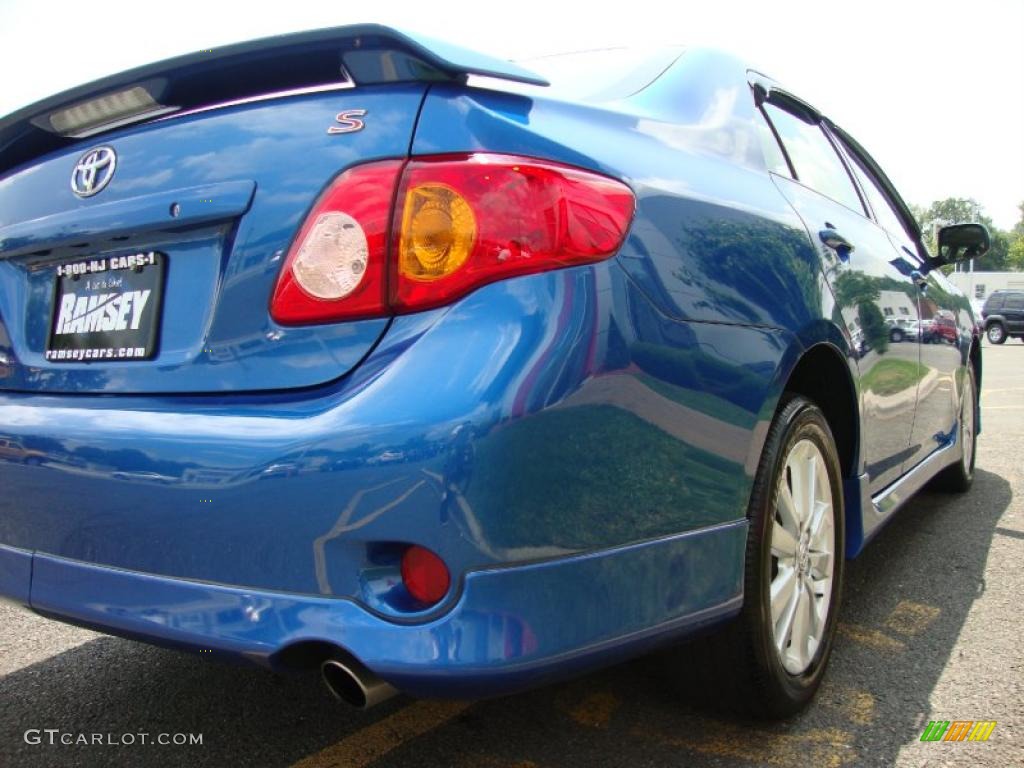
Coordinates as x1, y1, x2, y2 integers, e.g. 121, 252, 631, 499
321, 657, 397, 709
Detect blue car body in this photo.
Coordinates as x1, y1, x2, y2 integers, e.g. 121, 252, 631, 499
0, 26, 979, 698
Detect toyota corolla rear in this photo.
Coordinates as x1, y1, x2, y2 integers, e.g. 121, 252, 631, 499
0, 27, 749, 702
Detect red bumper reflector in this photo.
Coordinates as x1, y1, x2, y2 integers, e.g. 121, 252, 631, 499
401, 545, 450, 605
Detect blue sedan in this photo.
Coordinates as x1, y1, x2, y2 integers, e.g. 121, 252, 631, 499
0, 25, 988, 717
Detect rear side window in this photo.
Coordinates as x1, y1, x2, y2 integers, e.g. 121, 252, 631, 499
1006, 294, 1024, 310
985, 294, 1004, 310
763, 104, 865, 214
754, 110, 792, 176
840, 145, 909, 238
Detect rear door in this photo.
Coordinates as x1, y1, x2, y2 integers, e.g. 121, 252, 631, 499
0, 86, 426, 394
832, 135, 959, 474
758, 98, 922, 493
1004, 293, 1024, 334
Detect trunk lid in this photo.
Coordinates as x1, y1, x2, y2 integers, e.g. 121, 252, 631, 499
0, 24, 548, 395
0, 86, 425, 393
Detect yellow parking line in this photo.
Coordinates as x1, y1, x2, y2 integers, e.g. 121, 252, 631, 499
566, 691, 620, 728
457, 756, 539, 768
821, 683, 877, 726
884, 601, 940, 636
837, 623, 906, 652
290, 700, 472, 768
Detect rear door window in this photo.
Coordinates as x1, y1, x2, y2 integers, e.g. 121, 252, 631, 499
763, 104, 866, 215
839, 146, 909, 238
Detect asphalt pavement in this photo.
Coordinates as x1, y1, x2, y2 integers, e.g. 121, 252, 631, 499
1, 340, 1021, 768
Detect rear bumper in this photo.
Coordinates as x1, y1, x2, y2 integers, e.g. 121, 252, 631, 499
1, 522, 744, 697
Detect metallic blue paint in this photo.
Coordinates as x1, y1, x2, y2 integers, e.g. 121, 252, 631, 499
0, 180, 256, 258
0, 35, 980, 695
0, 543, 31, 607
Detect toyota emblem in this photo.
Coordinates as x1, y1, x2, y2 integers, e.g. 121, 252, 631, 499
71, 146, 117, 197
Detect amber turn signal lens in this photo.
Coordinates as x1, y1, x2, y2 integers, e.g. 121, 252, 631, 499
391, 154, 635, 314
399, 184, 476, 281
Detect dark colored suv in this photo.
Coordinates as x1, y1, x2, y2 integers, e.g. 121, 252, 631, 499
982, 291, 1024, 344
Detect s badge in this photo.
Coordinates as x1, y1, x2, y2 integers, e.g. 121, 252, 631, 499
327, 109, 367, 135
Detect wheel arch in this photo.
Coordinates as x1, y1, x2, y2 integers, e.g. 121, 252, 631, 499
969, 334, 982, 434
753, 336, 866, 559
780, 343, 859, 482
969, 334, 982, 393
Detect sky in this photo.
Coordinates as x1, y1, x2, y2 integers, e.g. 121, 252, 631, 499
1, 0, 1021, 228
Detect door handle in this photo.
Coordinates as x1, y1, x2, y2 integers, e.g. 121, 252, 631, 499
819, 228, 855, 261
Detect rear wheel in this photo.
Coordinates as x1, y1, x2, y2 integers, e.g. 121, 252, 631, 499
689, 395, 844, 718
933, 363, 977, 493
986, 323, 1006, 344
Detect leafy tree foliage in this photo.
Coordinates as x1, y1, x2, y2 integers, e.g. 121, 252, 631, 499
1008, 202, 1024, 271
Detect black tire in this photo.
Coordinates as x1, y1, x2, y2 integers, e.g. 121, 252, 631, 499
933, 362, 978, 493
686, 395, 845, 719
986, 323, 1006, 344
890, 329, 904, 343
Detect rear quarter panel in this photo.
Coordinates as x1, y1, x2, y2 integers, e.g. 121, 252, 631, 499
409, 51, 851, 550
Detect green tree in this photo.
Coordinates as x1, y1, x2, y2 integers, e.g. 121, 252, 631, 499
1009, 238, 1024, 270
1007, 202, 1024, 271
833, 271, 889, 353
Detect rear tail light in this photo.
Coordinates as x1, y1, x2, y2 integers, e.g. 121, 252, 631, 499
270, 160, 400, 325
271, 154, 634, 325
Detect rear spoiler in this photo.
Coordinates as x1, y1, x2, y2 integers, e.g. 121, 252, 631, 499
0, 24, 548, 177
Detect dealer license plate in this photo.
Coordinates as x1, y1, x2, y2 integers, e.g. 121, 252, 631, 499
46, 251, 165, 363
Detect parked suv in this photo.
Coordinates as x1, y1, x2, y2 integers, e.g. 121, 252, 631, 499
931, 314, 959, 345
885, 317, 915, 343
981, 290, 1024, 344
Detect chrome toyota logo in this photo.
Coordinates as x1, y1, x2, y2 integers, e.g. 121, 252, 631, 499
71, 146, 117, 197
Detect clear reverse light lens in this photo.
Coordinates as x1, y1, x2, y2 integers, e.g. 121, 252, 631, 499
291, 212, 369, 300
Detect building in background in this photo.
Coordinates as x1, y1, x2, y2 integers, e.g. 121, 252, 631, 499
948, 270, 1024, 314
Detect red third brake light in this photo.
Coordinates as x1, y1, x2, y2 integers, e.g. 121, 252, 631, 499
271, 154, 635, 325
391, 154, 636, 313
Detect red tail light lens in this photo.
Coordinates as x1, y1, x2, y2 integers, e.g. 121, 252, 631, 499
271, 154, 634, 324
270, 160, 402, 325
392, 154, 635, 312
401, 545, 450, 605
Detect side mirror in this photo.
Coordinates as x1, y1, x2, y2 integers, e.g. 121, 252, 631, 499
934, 223, 990, 266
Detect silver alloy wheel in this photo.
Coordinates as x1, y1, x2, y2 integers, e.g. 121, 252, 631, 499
987, 324, 1004, 343
769, 438, 835, 675
961, 373, 975, 472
